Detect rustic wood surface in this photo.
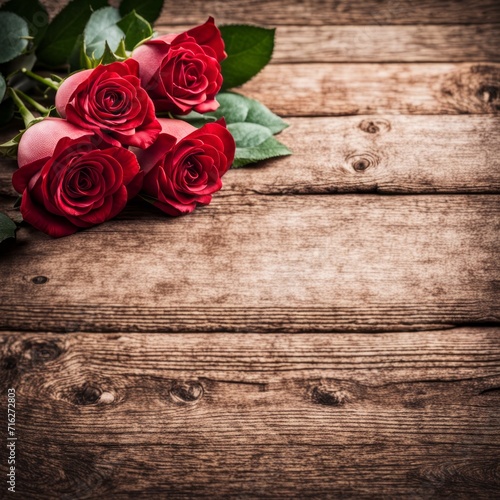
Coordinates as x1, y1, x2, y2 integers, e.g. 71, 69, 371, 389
161, 24, 500, 63
0, 0, 499, 498
1, 329, 500, 498
2, 115, 499, 199
1, 195, 499, 333
237, 63, 500, 116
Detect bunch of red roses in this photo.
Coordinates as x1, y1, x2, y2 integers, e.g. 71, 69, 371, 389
12, 18, 235, 238
0, 0, 290, 243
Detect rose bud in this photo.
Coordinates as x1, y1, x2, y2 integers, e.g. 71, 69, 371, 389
55, 60, 161, 149
134, 118, 235, 216
132, 17, 226, 115
13, 118, 143, 238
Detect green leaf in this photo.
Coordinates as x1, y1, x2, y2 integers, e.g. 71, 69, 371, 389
182, 92, 288, 134
177, 113, 217, 129
84, 7, 124, 60
0, 0, 49, 47
0, 12, 30, 64
227, 122, 291, 168
220, 25, 275, 90
68, 34, 93, 71
0, 212, 17, 244
0, 74, 5, 101
36, 0, 108, 67
117, 10, 153, 51
180, 92, 291, 167
119, 0, 164, 24
98, 41, 126, 65
2, 52, 36, 80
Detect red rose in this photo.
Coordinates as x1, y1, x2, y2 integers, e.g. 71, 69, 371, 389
135, 118, 235, 216
55, 60, 160, 149
132, 17, 226, 115
13, 118, 143, 238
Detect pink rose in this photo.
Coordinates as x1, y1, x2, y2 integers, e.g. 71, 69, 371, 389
55, 60, 160, 149
135, 118, 235, 215
12, 118, 143, 238
132, 17, 226, 114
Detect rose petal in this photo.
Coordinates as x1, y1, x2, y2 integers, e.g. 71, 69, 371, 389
186, 17, 226, 62
17, 118, 93, 168
20, 188, 78, 238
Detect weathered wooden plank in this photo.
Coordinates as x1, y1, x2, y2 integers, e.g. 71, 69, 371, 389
224, 115, 500, 195
2, 115, 499, 199
239, 62, 500, 116
270, 25, 500, 63
40, 0, 500, 25
8, 443, 500, 498
155, 0, 500, 25
0, 195, 498, 333
158, 24, 500, 63
2, 328, 498, 383
1, 328, 499, 497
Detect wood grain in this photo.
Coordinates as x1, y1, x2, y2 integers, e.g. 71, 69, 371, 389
0, 195, 498, 333
239, 62, 500, 116
1, 328, 499, 498
156, 0, 500, 25
157, 24, 500, 63
224, 115, 500, 195
269, 25, 500, 63
39, 0, 500, 25
0, 2, 498, 498
2, 115, 499, 199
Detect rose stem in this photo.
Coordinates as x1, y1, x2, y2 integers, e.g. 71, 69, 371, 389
7, 88, 37, 128
15, 89, 51, 115
21, 69, 60, 91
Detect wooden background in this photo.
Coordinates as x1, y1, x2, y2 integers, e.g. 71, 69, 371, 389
1, 0, 500, 497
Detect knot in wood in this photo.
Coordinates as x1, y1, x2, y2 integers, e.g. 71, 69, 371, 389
2, 356, 17, 370
72, 383, 102, 406
311, 385, 348, 407
358, 118, 391, 134
477, 84, 499, 105
32, 275, 48, 284
170, 381, 204, 405
347, 152, 379, 173
24, 339, 62, 364
439, 64, 500, 113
